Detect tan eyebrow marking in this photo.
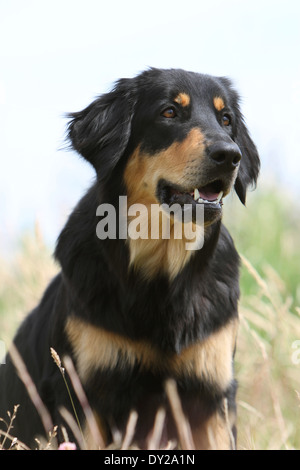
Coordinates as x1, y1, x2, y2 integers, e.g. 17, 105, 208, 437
213, 96, 225, 111
174, 92, 190, 107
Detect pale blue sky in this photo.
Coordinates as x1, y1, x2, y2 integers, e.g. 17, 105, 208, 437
1, 0, 300, 252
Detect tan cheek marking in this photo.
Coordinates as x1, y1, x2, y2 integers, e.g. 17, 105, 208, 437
124, 127, 206, 203
213, 96, 225, 111
123, 128, 206, 280
174, 92, 191, 107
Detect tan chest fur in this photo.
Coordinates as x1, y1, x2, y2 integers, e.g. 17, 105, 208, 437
66, 316, 238, 391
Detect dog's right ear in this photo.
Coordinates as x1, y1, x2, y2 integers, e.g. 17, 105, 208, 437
67, 78, 136, 181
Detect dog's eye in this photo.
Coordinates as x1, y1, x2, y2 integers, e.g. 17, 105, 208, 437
222, 114, 231, 126
161, 107, 177, 119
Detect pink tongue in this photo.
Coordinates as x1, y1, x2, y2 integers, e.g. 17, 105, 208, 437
199, 187, 219, 201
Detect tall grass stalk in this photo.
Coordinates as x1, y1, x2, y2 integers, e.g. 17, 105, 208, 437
50, 348, 84, 445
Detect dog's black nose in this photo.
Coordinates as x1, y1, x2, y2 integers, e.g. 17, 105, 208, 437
208, 142, 242, 170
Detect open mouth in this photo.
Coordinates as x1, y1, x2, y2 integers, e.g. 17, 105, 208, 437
190, 183, 223, 206
158, 179, 225, 209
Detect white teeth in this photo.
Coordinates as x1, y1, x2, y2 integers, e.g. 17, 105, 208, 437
196, 190, 224, 205
194, 188, 200, 200
216, 191, 223, 203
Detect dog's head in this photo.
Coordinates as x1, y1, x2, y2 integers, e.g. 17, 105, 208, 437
68, 68, 259, 227
66, 68, 260, 279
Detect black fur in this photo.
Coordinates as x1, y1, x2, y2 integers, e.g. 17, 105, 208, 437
0, 68, 259, 449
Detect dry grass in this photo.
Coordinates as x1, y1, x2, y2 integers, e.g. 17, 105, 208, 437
236, 257, 300, 450
0, 193, 300, 449
0, 222, 58, 347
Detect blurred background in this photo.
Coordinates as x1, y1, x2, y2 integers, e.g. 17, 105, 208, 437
0, 0, 300, 450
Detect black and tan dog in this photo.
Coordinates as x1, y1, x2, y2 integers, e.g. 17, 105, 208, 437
0, 68, 259, 449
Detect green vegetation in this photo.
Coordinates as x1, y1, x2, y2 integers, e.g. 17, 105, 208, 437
224, 184, 300, 306
225, 186, 300, 449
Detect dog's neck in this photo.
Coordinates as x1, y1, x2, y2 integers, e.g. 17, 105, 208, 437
55, 186, 226, 351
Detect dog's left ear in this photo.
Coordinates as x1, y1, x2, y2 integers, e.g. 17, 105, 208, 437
234, 113, 260, 205
67, 78, 136, 181
219, 78, 260, 205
